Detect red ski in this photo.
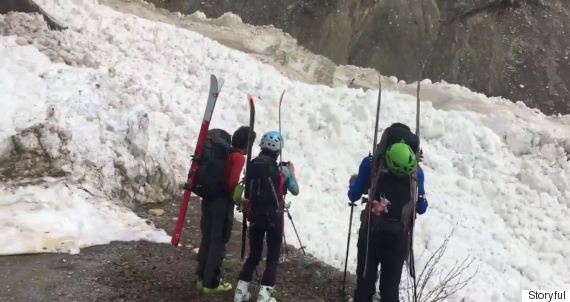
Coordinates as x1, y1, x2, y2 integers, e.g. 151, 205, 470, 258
171, 75, 224, 247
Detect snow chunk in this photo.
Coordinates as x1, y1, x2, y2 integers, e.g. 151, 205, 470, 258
0, 179, 168, 255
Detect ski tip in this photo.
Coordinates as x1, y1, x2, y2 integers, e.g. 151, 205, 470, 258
170, 235, 180, 247
210, 74, 225, 91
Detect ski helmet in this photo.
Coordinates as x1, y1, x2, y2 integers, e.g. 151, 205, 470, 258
260, 131, 283, 152
385, 142, 417, 176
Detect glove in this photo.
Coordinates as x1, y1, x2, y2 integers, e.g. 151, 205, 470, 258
349, 174, 358, 186
233, 182, 245, 207
416, 196, 428, 215
281, 161, 295, 175
371, 197, 390, 215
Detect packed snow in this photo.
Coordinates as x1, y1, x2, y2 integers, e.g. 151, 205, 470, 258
0, 179, 168, 255
0, 0, 569, 301
0, 38, 170, 255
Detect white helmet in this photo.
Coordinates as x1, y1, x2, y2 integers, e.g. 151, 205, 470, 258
260, 131, 283, 152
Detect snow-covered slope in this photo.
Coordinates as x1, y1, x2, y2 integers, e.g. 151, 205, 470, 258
0, 0, 569, 300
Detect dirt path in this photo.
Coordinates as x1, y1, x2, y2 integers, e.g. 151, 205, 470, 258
0, 197, 354, 301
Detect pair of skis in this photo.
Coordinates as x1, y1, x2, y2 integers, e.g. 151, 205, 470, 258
171, 75, 224, 247
170, 75, 258, 248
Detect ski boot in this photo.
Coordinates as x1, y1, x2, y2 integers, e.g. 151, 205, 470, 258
257, 285, 277, 302
233, 280, 252, 302
201, 280, 233, 294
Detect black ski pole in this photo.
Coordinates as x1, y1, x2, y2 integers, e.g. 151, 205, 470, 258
341, 202, 357, 300
285, 208, 305, 255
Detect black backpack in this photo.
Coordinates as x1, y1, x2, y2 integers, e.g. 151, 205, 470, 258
244, 155, 282, 225
374, 123, 419, 159
192, 129, 232, 200
366, 123, 420, 234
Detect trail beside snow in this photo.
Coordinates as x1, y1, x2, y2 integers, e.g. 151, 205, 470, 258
0, 0, 569, 301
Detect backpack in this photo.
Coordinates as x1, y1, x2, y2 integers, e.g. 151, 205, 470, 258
244, 155, 283, 225
192, 129, 232, 200
365, 123, 420, 234
374, 123, 419, 160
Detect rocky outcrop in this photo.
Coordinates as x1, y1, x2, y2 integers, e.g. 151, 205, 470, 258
0, 0, 65, 30
148, 0, 570, 114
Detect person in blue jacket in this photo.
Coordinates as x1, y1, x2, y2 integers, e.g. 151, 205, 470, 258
348, 129, 428, 302
348, 156, 428, 213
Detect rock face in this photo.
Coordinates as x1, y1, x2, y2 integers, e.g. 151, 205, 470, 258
0, 0, 65, 30
148, 0, 570, 115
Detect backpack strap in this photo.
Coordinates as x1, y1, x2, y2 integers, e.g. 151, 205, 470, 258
267, 177, 282, 213
408, 167, 419, 229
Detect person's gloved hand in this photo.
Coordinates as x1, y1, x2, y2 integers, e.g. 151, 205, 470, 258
416, 195, 428, 215
371, 197, 390, 215
349, 174, 357, 186
233, 182, 245, 206
418, 149, 424, 162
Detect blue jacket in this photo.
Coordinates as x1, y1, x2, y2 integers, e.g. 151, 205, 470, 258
348, 156, 428, 214
280, 166, 299, 195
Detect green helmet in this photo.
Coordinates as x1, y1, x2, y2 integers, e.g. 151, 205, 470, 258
385, 142, 417, 176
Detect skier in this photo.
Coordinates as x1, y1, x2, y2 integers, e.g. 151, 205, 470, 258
233, 131, 300, 302
196, 125, 255, 294
348, 123, 428, 302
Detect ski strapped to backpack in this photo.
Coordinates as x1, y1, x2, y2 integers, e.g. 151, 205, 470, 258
278, 90, 286, 163
241, 94, 256, 260
408, 66, 424, 302
277, 90, 305, 257
171, 75, 224, 247
362, 72, 383, 279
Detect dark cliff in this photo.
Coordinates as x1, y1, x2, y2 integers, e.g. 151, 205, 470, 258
149, 0, 570, 114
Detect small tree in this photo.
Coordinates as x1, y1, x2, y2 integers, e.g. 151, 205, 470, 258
401, 228, 478, 302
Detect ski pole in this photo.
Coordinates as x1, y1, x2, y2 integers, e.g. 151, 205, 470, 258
281, 232, 289, 262
285, 208, 306, 255
341, 202, 357, 300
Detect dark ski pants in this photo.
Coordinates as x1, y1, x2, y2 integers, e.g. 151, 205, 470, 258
197, 197, 234, 288
238, 220, 283, 286
354, 226, 408, 302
